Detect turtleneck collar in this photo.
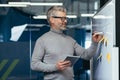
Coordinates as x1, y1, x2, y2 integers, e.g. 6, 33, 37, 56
50, 28, 64, 34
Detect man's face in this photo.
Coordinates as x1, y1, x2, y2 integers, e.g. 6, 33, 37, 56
51, 11, 68, 31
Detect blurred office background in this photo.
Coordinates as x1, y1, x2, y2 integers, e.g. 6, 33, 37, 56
0, 0, 110, 80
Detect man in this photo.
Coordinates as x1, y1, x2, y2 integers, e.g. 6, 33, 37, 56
31, 6, 102, 80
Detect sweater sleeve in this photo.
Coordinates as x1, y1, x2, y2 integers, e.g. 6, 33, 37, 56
74, 41, 98, 60
31, 38, 58, 72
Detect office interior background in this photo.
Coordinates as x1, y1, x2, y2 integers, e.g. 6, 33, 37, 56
0, 0, 119, 80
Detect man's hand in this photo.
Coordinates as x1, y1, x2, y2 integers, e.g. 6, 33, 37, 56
56, 61, 71, 71
92, 32, 103, 42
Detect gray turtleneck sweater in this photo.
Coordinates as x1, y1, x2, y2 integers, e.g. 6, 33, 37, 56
31, 28, 98, 80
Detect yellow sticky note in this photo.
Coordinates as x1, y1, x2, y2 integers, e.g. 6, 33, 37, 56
106, 53, 111, 63
99, 36, 104, 43
104, 37, 108, 46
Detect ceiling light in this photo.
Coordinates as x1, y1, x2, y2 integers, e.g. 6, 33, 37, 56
33, 15, 47, 19
33, 15, 77, 19
94, 1, 98, 10
30, 3, 63, 6
67, 15, 77, 18
0, 4, 27, 7
9, 2, 30, 5
81, 14, 94, 17
8, 2, 63, 6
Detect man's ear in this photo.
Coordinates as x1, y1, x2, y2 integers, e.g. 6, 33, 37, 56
49, 17, 54, 24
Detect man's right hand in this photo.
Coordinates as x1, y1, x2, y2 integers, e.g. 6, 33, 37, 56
56, 61, 71, 71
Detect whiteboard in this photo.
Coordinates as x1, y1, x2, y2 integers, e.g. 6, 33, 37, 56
91, 0, 119, 80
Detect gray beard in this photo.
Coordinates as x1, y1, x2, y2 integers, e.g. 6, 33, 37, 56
59, 25, 68, 31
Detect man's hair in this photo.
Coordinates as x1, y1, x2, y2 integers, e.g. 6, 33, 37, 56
46, 6, 66, 23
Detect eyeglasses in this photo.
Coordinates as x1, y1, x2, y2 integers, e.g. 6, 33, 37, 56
52, 16, 69, 22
